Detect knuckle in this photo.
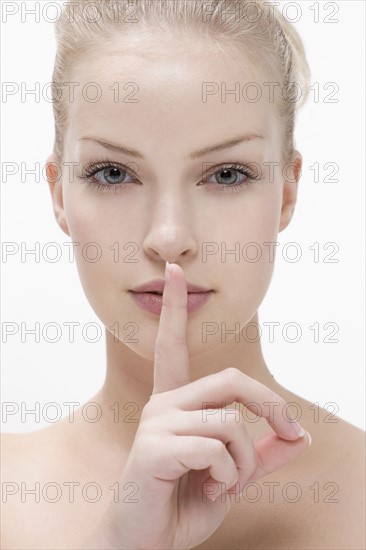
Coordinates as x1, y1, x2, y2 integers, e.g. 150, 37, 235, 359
225, 411, 242, 426
223, 367, 242, 383
210, 438, 227, 454
269, 391, 285, 410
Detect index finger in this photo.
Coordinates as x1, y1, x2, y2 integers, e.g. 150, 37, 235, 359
152, 262, 190, 395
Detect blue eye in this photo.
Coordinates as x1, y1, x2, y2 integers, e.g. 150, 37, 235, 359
94, 166, 129, 185
79, 158, 260, 193
203, 164, 259, 192
79, 163, 135, 191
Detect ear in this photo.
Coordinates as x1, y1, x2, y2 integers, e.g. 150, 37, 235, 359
45, 153, 70, 237
278, 149, 303, 233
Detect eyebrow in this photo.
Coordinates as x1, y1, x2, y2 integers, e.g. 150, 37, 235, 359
78, 133, 264, 160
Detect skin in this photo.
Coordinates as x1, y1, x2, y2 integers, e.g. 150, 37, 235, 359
1, 32, 365, 549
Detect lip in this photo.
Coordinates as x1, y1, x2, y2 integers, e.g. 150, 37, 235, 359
129, 278, 212, 294
129, 290, 213, 315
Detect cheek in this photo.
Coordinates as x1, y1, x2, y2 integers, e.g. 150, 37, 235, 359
62, 189, 146, 324
211, 191, 282, 321
243, 183, 283, 238
62, 189, 116, 301
211, 185, 282, 261
63, 184, 134, 253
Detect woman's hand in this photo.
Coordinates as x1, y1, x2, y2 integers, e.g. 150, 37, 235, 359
88, 263, 311, 550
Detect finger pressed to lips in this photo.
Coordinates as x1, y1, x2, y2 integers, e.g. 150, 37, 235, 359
153, 262, 190, 394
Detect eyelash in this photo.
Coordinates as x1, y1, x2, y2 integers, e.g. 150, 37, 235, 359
79, 157, 261, 194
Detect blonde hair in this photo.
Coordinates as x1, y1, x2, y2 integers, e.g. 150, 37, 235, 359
51, 0, 311, 166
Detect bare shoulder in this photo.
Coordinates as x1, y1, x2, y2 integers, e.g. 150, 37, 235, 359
267, 399, 365, 549
0, 423, 125, 549
297, 407, 365, 549
1, 430, 28, 448
0, 427, 76, 549
283, 393, 365, 546
1, 432, 33, 549
1, 431, 34, 471
1, 428, 55, 469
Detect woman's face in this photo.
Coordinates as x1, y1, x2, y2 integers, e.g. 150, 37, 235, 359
47, 34, 301, 361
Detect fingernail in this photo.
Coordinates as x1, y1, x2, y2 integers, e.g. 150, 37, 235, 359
290, 421, 305, 438
165, 261, 171, 284
307, 431, 312, 447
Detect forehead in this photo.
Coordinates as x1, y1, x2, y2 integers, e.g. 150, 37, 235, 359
66, 36, 280, 158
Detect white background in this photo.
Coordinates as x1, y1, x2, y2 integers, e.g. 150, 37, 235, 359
1, 1, 365, 432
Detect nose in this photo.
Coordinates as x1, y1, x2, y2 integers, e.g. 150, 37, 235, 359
142, 190, 198, 263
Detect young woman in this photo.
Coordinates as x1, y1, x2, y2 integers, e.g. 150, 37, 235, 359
2, 1, 364, 548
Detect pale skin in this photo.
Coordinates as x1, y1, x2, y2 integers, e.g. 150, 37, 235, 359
1, 33, 365, 549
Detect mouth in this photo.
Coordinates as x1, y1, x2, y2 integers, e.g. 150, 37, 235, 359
129, 278, 212, 294
131, 290, 211, 295
129, 289, 213, 314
